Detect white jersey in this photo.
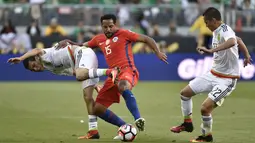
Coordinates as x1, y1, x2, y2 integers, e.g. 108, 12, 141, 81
211, 23, 240, 78
41, 46, 74, 76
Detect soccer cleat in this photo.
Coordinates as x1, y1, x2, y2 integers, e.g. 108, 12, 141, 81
113, 135, 122, 140
170, 122, 194, 133
78, 130, 100, 139
190, 135, 213, 142
135, 118, 146, 131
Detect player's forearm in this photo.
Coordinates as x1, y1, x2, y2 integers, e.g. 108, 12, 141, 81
237, 36, 250, 58
20, 48, 42, 60
144, 36, 160, 53
212, 38, 235, 53
61, 39, 83, 46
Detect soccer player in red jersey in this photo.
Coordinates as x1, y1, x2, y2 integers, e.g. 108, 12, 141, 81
58, 14, 168, 139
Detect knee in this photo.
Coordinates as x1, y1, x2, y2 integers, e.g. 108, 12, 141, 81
180, 89, 186, 96
75, 68, 89, 81
118, 80, 131, 93
180, 86, 194, 98
83, 93, 93, 101
76, 74, 84, 81
93, 103, 105, 116
180, 89, 190, 99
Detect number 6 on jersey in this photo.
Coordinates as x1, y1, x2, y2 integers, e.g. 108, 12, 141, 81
105, 45, 112, 55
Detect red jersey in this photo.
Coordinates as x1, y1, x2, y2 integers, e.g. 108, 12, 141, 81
87, 29, 139, 69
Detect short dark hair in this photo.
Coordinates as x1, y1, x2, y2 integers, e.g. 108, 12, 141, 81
203, 7, 221, 21
23, 56, 36, 69
100, 14, 117, 24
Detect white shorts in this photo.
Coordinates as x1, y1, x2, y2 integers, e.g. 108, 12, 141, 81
189, 71, 237, 106
74, 47, 99, 89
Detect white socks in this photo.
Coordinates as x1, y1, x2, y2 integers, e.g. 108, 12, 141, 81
201, 115, 213, 135
88, 115, 98, 131
181, 95, 193, 118
88, 69, 107, 78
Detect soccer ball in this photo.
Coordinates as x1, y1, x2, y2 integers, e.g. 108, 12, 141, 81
118, 124, 138, 142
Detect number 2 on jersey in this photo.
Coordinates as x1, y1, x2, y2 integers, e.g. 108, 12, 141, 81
105, 45, 112, 55
211, 87, 222, 98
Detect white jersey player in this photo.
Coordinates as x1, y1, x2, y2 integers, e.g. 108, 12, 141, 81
170, 7, 252, 142
7, 43, 119, 139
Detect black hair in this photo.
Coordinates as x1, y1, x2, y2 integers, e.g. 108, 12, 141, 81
203, 7, 221, 21
23, 56, 36, 69
100, 14, 117, 24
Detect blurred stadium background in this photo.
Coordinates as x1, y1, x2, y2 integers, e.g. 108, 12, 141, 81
1, 0, 255, 143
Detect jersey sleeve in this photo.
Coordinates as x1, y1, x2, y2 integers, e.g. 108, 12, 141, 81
87, 36, 98, 48
221, 25, 236, 41
125, 30, 140, 42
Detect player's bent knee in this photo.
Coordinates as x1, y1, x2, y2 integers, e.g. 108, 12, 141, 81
180, 85, 195, 97
118, 80, 131, 93
94, 103, 107, 115
83, 93, 93, 101
75, 68, 89, 81
201, 104, 213, 115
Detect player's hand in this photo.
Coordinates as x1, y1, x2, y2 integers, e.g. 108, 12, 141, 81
196, 47, 204, 54
197, 47, 213, 54
7, 57, 23, 64
243, 56, 252, 67
55, 39, 69, 50
156, 51, 168, 64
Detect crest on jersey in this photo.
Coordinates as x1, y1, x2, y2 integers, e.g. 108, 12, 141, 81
112, 37, 118, 42
106, 39, 110, 45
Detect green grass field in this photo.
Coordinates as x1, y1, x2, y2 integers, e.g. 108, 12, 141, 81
0, 81, 255, 143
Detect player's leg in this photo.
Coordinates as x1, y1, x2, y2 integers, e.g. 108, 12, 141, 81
189, 97, 215, 143
191, 78, 237, 142
171, 85, 195, 133
92, 80, 126, 128
88, 67, 119, 83
76, 67, 118, 82
74, 48, 100, 139
79, 100, 126, 139
171, 73, 213, 133
78, 78, 100, 140
94, 101, 126, 127
117, 71, 144, 131
74, 48, 118, 82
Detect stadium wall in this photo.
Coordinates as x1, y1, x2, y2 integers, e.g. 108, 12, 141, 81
1, 54, 255, 81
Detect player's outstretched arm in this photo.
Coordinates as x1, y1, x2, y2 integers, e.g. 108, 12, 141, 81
7, 48, 43, 64
56, 39, 83, 49
211, 38, 236, 53
198, 38, 236, 54
237, 36, 252, 67
136, 34, 168, 64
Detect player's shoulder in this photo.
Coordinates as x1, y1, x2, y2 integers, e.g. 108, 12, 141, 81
219, 24, 234, 33
118, 28, 135, 34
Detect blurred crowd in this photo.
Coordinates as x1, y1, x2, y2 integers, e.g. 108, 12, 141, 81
0, 0, 255, 54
